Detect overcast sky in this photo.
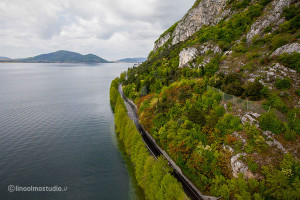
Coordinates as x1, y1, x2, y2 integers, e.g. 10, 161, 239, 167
0, 0, 195, 60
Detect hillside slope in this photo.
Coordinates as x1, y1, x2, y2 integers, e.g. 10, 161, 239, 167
0, 56, 10, 60
8, 50, 109, 63
117, 57, 146, 63
114, 0, 300, 199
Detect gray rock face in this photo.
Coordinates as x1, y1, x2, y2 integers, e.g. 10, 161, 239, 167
179, 47, 198, 68
179, 43, 222, 68
271, 43, 300, 57
263, 131, 287, 153
241, 111, 261, 128
247, 0, 293, 42
198, 42, 222, 55
231, 153, 254, 178
232, 131, 247, 145
172, 0, 229, 45
153, 33, 171, 52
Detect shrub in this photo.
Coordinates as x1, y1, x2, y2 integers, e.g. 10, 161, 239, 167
277, 52, 300, 72
222, 73, 242, 85
283, 5, 299, 20
263, 25, 272, 33
222, 73, 245, 96
223, 82, 245, 96
259, 0, 272, 6
214, 105, 226, 116
244, 80, 263, 100
265, 93, 288, 113
287, 109, 300, 134
216, 113, 242, 135
248, 159, 259, 173
296, 89, 300, 96
284, 124, 297, 141
232, 0, 251, 10
290, 16, 300, 31
270, 35, 289, 51
259, 56, 271, 65
252, 35, 268, 46
241, 62, 256, 72
275, 78, 291, 89
259, 111, 283, 134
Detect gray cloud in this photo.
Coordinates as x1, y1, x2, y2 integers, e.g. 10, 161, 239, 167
0, 0, 195, 60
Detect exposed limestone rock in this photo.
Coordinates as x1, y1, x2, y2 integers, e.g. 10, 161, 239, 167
247, 62, 299, 89
153, 33, 171, 52
198, 43, 222, 55
247, 0, 294, 42
224, 50, 233, 55
172, 0, 229, 45
241, 112, 261, 125
232, 131, 247, 145
179, 47, 198, 68
179, 43, 222, 68
199, 58, 212, 67
263, 131, 287, 153
271, 43, 300, 57
223, 144, 234, 153
265, 63, 299, 87
242, 114, 257, 125
231, 153, 254, 178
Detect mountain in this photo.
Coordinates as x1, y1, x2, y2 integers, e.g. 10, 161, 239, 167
24, 50, 109, 63
117, 57, 146, 63
111, 0, 300, 200
0, 56, 10, 60
0, 50, 109, 63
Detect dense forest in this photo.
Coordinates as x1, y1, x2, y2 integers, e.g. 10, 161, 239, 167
111, 0, 300, 199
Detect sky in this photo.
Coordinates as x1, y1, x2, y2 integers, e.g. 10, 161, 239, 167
0, 0, 195, 61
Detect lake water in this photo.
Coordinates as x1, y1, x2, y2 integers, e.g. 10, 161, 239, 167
0, 63, 136, 200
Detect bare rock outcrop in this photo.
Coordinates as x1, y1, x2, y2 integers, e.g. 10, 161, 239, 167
172, 0, 229, 45
271, 43, 300, 57
241, 112, 260, 126
247, 0, 294, 42
262, 131, 288, 153
179, 43, 222, 68
179, 47, 198, 68
231, 153, 255, 178
153, 33, 171, 52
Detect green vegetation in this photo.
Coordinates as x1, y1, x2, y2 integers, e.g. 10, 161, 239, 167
277, 52, 300, 72
110, 79, 186, 200
259, 111, 283, 134
211, 155, 300, 200
110, 1, 300, 199
281, 5, 300, 33
275, 78, 291, 89
270, 35, 289, 51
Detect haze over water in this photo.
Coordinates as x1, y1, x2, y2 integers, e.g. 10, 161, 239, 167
0, 63, 134, 200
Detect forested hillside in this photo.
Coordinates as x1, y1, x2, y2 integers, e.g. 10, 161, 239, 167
110, 79, 187, 200
111, 0, 300, 199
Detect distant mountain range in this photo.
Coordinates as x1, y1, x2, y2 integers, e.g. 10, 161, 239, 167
0, 50, 109, 63
117, 57, 146, 63
0, 56, 11, 60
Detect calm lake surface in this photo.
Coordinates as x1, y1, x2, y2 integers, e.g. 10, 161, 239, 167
0, 63, 136, 200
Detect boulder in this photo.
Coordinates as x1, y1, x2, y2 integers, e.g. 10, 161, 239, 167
271, 43, 300, 57
179, 47, 198, 68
